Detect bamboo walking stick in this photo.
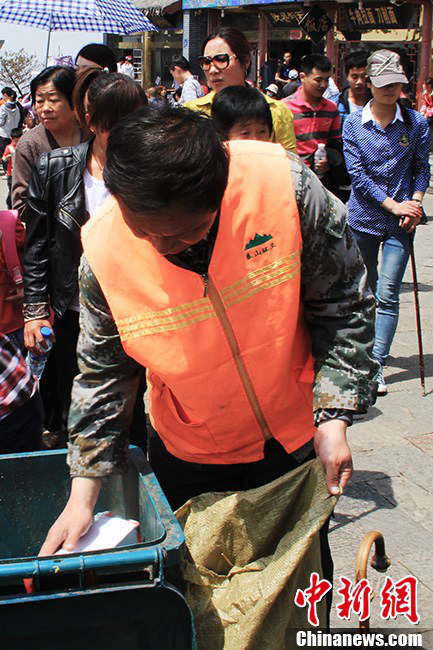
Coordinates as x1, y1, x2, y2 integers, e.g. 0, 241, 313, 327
409, 242, 426, 396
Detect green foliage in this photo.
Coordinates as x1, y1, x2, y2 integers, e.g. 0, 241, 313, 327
0, 49, 40, 95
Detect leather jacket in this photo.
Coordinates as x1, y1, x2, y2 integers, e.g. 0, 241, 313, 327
23, 140, 92, 321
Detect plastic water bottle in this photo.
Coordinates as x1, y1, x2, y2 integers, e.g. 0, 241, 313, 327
28, 326, 53, 380
314, 143, 327, 178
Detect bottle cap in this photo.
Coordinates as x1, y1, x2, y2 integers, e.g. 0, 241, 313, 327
40, 326, 52, 338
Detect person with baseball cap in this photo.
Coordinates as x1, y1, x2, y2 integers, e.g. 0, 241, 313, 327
265, 83, 279, 99
343, 49, 430, 395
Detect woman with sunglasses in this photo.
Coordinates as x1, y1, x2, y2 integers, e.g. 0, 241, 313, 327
184, 27, 297, 153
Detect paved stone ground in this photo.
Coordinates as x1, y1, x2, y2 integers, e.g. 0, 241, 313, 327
1, 171, 431, 645
328, 195, 433, 646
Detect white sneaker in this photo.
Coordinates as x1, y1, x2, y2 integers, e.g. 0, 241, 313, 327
376, 366, 388, 395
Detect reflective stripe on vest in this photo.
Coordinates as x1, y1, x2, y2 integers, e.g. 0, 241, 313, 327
83, 141, 315, 464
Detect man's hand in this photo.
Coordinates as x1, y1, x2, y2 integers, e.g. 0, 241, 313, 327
314, 419, 353, 495
315, 159, 330, 175
399, 214, 420, 233
391, 200, 422, 219
24, 318, 54, 353
39, 477, 102, 556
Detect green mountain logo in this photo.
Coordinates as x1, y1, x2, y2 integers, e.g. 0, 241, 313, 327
245, 233, 273, 250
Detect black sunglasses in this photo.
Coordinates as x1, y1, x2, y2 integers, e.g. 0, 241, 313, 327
197, 53, 236, 71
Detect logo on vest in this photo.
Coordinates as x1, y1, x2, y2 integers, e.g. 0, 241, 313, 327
245, 233, 275, 260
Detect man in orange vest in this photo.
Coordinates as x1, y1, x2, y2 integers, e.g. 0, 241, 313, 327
41, 108, 378, 583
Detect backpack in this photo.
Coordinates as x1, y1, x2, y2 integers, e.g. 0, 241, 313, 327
0, 210, 23, 288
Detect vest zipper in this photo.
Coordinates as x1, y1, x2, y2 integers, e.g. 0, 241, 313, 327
202, 273, 208, 297
206, 274, 272, 441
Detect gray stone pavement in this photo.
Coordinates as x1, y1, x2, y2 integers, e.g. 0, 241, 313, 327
329, 195, 433, 645
1, 170, 431, 644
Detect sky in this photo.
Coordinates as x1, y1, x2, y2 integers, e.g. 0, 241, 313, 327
0, 22, 103, 65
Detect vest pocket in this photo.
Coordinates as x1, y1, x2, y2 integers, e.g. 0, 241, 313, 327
148, 373, 221, 456
149, 373, 206, 428
162, 385, 205, 428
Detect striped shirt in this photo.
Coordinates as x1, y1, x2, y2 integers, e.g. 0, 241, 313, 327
282, 87, 341, 164
0, 333, 36, 420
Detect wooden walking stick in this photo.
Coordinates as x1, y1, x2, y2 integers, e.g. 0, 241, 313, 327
409, 242, 426, 396
355, 531, 391, 632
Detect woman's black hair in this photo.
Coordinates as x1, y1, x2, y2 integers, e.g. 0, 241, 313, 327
211, 86, 273, 139
73, 67, 147, 131
75, 43, 117, 72
30, 66, 76, 107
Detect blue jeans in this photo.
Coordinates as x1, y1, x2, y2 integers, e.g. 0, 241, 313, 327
351, 229, 411, 366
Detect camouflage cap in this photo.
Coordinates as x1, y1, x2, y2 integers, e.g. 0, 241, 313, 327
366, 49, 408, 88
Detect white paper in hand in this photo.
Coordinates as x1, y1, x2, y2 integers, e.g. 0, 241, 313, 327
55, 512, 140, 555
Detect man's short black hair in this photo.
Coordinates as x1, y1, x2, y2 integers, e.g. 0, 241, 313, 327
11, 128, 22, 139
345, 50, 368, 75
104, 106, 229, 217
300, 54, 332, 75
169, 56, 191, 72
2, 87, 16, 100
30, 66, 76, 108
211, 86, 273, 139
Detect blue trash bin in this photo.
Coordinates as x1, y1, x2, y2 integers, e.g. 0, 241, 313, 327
0, 447, 195, 649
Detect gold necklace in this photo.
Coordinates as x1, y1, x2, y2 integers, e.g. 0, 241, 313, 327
92, 154, 104, 173
90, 140, 106, 175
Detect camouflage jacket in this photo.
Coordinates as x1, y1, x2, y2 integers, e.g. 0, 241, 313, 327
67, 153, 379, 477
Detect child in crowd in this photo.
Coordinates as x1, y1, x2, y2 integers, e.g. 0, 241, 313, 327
22, 113, 35, 132
211, 86, 273, 142
0, 333, 42, 453
2, 127, 22, 208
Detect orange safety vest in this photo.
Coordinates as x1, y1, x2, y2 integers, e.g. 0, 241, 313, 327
82, 141, 316, 464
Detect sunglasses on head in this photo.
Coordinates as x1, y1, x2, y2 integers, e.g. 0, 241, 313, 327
197, 53, 236, 71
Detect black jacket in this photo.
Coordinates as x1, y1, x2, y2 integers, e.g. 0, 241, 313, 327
23, 139, 92, 321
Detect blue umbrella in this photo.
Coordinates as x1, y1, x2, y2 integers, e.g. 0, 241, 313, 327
0, 0, 157, 64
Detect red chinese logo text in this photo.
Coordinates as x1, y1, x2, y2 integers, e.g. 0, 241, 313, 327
380, 575, 420, 624
336, 577, 372, 622
294, 572, 332, 626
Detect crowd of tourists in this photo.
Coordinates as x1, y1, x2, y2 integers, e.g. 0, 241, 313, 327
0, 29, 430, 627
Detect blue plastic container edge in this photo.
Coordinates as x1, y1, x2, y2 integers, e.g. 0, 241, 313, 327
0, 547, 161, 581
0, 448, 185, 578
